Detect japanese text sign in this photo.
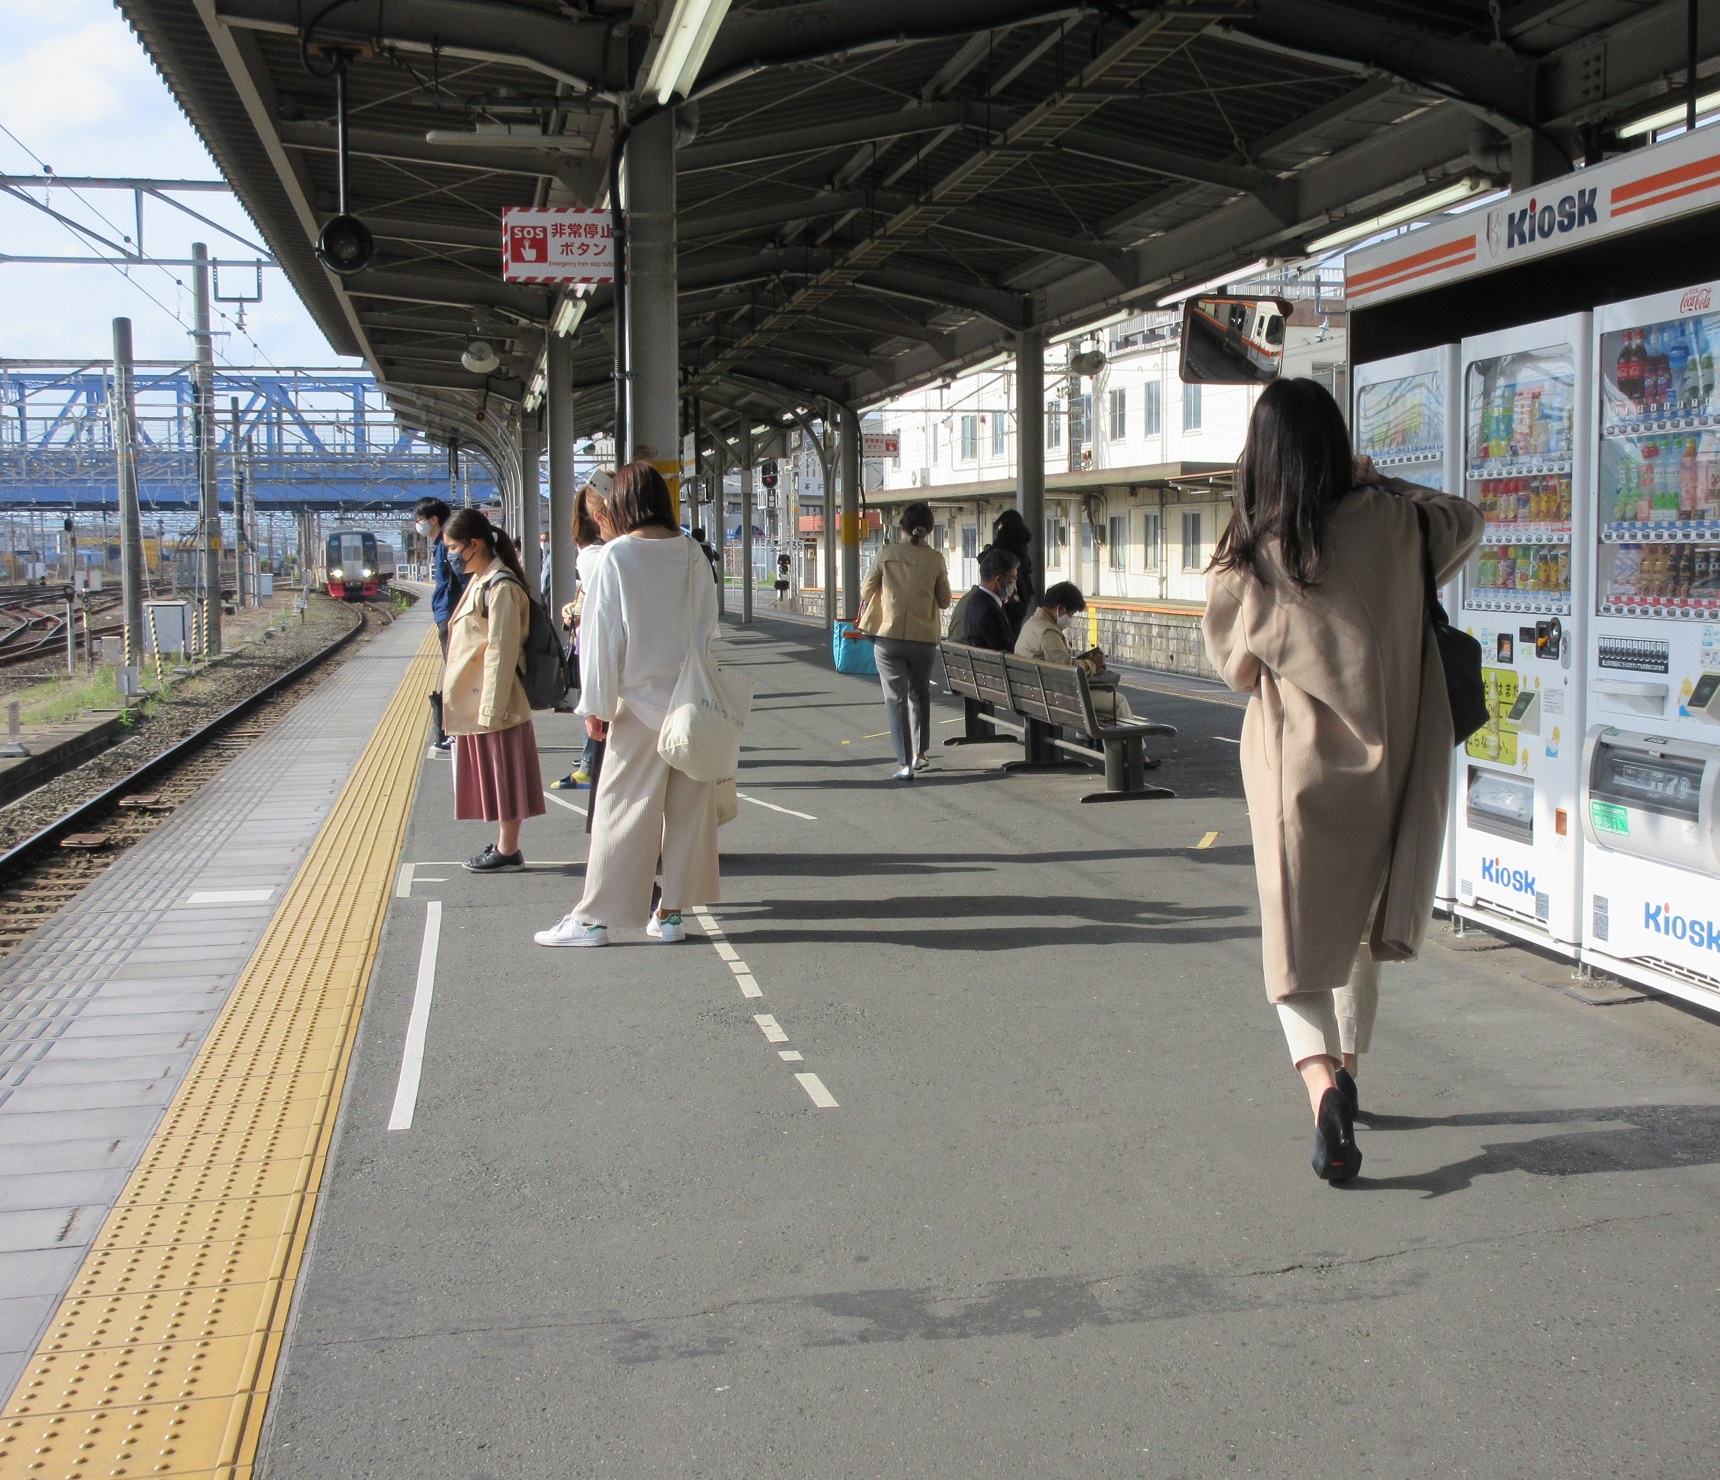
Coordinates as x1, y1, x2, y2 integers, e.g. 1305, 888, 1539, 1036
502, 206, 617, 284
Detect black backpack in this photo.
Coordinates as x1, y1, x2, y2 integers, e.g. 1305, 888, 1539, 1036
480, 570, 575, 710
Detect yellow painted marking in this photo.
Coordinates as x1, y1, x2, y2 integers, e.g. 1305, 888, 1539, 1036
840, 739, 851, 745
0, 630, 441, 1477
1196, 831, 1219, 849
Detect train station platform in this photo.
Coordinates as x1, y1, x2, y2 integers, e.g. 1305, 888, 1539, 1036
4, 606, 1720, 1477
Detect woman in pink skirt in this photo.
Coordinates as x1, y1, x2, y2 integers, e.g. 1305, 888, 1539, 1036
440, 508, 546, 871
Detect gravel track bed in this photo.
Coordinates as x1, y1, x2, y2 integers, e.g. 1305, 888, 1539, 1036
0, 595, 367, 852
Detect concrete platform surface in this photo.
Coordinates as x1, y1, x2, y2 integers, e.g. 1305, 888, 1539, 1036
262, 613, 1720, 1480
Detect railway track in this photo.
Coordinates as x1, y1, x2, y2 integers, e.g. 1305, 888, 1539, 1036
0, 589, 124, 669
0, 610, 370, 955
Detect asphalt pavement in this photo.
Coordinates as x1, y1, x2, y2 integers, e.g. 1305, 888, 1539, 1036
257, 612, 1720, 1479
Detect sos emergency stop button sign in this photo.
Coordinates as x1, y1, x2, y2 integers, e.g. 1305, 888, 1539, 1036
502, 206, 616, 283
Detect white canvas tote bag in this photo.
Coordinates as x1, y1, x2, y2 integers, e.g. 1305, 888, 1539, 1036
657, 542, 754, 781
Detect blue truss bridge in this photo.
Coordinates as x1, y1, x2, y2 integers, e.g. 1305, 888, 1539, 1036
0, 363, 499, 512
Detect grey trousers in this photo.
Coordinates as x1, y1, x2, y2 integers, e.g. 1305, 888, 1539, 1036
873, 637, 936, 765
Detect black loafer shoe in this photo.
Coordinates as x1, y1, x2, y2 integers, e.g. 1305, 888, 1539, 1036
1312, 1087, 1362, 1184
1335, 1066, 1360, 1122
464, 846, 525, 873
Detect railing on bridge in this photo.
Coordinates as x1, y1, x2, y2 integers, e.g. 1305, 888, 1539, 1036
0, 363, 498, 511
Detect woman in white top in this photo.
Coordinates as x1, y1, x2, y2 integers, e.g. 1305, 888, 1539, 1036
535, 462, 720, 948
550, 481, 614, 791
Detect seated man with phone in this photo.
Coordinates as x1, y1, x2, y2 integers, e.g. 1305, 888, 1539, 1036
1013, 581, 1135, 723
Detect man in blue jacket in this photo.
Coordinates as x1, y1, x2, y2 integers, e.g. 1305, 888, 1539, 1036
413, 496, 468, 751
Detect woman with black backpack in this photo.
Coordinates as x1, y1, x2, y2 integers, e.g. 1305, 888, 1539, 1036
441, 508, 547, 873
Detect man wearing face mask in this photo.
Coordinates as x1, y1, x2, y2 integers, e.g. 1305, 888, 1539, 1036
413, 496, 469, 752
950, 547, 1020, 651
1014, 580, 1137, 726
538, 531, 553, 606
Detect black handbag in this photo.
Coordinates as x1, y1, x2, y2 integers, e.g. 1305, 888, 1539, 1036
1414, 503, 1488, 746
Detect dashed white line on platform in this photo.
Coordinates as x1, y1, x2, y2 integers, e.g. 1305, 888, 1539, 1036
1213, 735, 1240, 745
735, 973, 763, 999
388, 900, 442, 1131
185, 887, 274, 905
754, 1013, 789, 1044
796, 1073, 839, 1108
736, 792, 818, 821
394, 863, 415, 898
545, 792, 587, 816
779, 1049, 803, 1061
713, 940, 739, 961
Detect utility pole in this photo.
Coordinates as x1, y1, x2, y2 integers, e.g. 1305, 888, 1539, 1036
230, 398, 248, 608
192, 243, 221, 655
111, 318, 146, 667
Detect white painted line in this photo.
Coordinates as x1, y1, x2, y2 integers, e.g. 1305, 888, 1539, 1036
778, 1049, 803, 1061
713, 940, 740, 962
388, 901, 443, 1132
545, 791, 587, 816
1213, 735, 1240, 745
186, 888, 274, 905
735, 973, 763, 999
416, 876, 447, 883
727, 959, 752, 976
753, 1013, 789, 1044
736, 792, 818, 821
795, 1072, 839, 1108
394, 862, 416, 899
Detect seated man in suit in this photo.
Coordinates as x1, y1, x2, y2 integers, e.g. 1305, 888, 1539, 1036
950, 547, 1020, 651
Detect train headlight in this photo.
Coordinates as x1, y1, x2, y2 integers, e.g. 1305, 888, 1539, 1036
362, 567, 373, 577
330, 567, 343, 579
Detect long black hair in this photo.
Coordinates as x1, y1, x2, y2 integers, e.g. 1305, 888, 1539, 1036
991, 508, 1030, 550
444, 507, 529, 588
1209, 377, 1353, 589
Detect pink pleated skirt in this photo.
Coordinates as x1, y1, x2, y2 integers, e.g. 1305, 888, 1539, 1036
453, 721, 547, 822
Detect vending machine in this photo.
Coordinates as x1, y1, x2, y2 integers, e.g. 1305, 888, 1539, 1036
1451, 314, 1593, 951
1581, 280, 1720, 1011
1352, 345, 1462, 908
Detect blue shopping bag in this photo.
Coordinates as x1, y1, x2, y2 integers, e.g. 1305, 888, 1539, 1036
832, 619, 878, 676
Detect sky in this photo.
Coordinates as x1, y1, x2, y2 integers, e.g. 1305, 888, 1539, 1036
0, 0, 350, 368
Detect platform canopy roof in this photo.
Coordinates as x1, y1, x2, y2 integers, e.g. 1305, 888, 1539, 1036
116, 0, 1720, 460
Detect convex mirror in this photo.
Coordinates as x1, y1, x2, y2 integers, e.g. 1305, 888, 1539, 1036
1179, 295, 1291, 385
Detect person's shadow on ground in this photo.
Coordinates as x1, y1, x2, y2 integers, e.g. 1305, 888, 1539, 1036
1348, 1102, 1720, 1197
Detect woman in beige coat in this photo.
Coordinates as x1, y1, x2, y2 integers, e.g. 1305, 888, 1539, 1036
440, 508, 547, 872
857, 500, 951, 780
1202, 378, 1482, 1183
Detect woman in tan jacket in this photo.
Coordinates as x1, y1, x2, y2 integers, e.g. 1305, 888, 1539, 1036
857, 500, 951, 780
441, 508, 546, 872
1203, 379, 1482, 1184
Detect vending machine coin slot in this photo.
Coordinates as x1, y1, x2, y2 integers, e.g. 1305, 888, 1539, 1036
1509, 688, 1543, 734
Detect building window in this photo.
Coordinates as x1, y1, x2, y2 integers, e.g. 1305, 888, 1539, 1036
931, 423, 940, 464
1044, 515, 1068, 566
1141, 510, 1160, 570
1183, 383, 1203, 432
1182, 510, 1203, 569
933, 523, 949, 552
960, 414, 978, 460
1109, 387, 1127, 441
961, 524, 979, 560
1108, 513, 1127, 569
1047, 401, 1062, 448
991, 413, 1006, 456
1144, 381, 1162, 437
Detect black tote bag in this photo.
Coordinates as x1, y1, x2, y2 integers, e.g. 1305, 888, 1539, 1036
1414, 503, 1488, 746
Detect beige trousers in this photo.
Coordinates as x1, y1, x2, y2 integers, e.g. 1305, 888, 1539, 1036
576, 704, 720, 928
1275, 944, 1382, 1065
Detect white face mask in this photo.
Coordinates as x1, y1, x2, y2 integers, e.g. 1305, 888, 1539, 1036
1054, 612, 1074, 631
415, 520, 431, 537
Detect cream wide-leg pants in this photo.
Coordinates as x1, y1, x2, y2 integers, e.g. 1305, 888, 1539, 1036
1275, 944, 1381, 1065
575, 704, 720, 928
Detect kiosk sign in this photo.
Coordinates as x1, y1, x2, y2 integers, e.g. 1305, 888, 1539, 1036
502, 207, 616, 283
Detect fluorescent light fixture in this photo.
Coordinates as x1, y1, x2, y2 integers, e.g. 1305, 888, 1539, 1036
1306, 177, 1490, 253
1617, 89, 1720, 138
644, 0, 732, 104
1156, 259, 1269, 308
552, 295, 586, 336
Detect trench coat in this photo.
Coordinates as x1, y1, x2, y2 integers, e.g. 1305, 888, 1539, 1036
1202, 479, 1483, 1002
441, 565, 532, 735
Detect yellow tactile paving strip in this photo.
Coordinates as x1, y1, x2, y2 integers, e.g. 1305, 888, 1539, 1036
0, 631, 440, 1479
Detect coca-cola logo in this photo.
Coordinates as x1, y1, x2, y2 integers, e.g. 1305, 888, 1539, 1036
1680, 287, 1713, 314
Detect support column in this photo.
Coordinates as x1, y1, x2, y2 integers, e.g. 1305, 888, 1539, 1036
191, 243, 221, 654
740, 424, 754, 625
111, 318, 145, 667
1015, 328, 1045, 607
546, 333, 578, 620
518, 409, 542, 593
840, 404, 861, 622
822, 406, 837, 633
229, 398, 247, 609
623, 108, 680, 519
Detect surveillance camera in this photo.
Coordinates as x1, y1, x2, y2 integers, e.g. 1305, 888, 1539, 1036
461, 340, 500, 374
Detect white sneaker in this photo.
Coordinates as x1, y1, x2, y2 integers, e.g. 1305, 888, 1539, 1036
912, 755, 930, 771
646, 911, 685, 943
893, 765, 915, 781
534, 913, 608, 947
